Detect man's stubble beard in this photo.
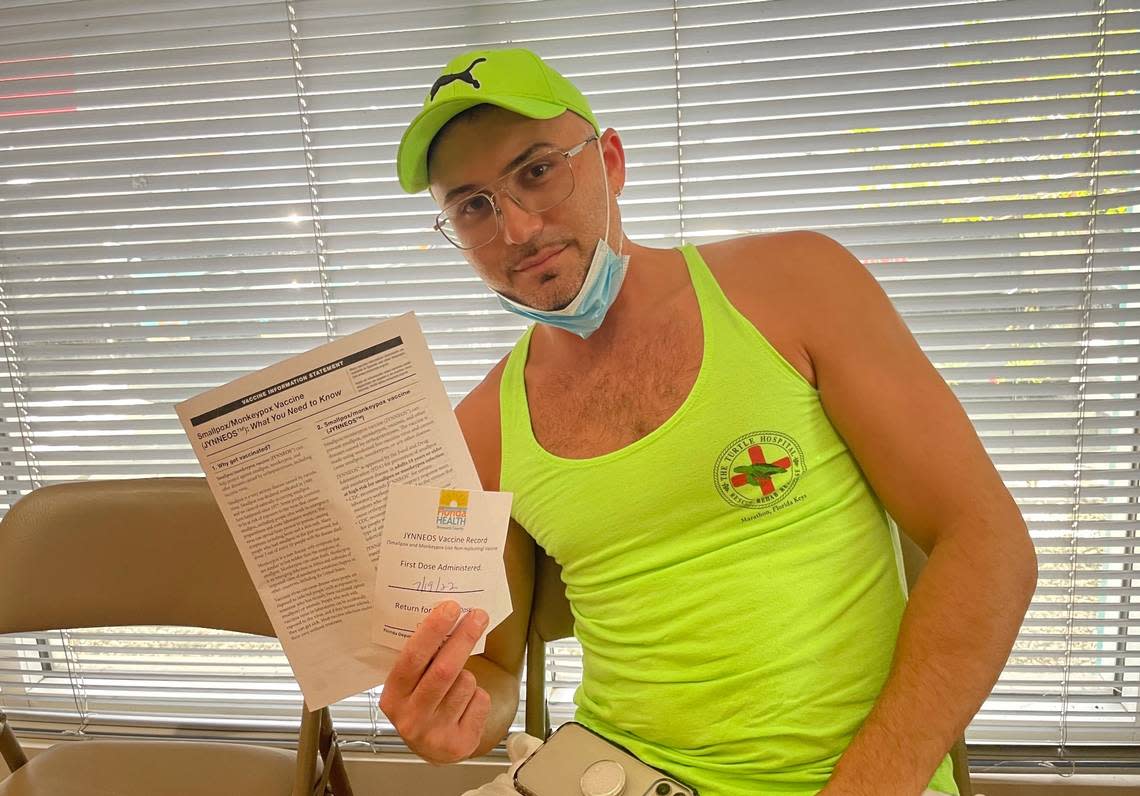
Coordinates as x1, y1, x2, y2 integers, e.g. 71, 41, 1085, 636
501, 239, 590, 311
541, 242, 591, 311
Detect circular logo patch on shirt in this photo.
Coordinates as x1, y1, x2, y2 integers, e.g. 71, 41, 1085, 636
713, 431, 805, 508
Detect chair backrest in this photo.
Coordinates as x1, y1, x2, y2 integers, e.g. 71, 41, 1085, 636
523, 526, 973, 794
0, 478, 273, 636
0, 478, 347, 796
529, 544, 575, 643
523, 546, 573, 739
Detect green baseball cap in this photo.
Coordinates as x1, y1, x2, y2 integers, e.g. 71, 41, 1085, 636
396, 47, 600, 194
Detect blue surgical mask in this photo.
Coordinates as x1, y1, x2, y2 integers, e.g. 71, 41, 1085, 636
495, 139, 630, 339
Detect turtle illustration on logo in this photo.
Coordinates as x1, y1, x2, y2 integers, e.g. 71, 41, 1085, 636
733, 461, 788, 486
713, 431, 805, 509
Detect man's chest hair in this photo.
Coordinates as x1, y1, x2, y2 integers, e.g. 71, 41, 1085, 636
526, 311, 703, 456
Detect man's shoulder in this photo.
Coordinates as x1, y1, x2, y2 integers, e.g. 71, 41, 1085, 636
703, 230, 866, 314
454, 351, 511, 491
698, 231, 864, 389
702, 229, 845, 277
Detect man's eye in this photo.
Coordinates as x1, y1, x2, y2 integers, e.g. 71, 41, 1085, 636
458, 195, 490, 216
524, 159, 557, 181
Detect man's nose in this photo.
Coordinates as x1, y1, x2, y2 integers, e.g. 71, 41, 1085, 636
498, 193, 543, 246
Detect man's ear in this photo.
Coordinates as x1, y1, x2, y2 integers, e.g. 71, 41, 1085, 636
600, 128, 626, 197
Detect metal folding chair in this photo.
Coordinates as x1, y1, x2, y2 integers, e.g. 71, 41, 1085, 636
0, 478, 353, 796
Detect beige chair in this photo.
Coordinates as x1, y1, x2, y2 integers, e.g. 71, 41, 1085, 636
523, 532, 974, 795
0, 478, 352, 796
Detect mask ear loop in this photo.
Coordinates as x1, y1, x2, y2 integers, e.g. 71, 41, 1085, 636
595, 136, 620, 258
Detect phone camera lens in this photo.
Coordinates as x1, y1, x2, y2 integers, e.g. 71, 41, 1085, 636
655, 784, 671, 795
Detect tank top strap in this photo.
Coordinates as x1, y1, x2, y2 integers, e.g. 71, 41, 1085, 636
676, 241, 819, 396
677, 241, 718, 296
500, 322, 533, 397
499, 322, 538, 491
676, 241, 732, 356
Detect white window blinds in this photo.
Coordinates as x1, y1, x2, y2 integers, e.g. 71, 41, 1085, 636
1, 0, 1138, 765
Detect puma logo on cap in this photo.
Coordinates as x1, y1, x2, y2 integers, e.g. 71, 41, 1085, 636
429, 57, 487, 101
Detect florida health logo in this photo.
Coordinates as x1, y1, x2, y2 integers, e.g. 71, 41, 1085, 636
436, 489, 469, 530
713, 431, 804, 509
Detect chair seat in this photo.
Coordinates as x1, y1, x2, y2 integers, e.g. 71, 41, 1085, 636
0, 739, 297, 796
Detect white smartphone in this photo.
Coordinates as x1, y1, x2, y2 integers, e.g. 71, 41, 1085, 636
513, 721, 697, 796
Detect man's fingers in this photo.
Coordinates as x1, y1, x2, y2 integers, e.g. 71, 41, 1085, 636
434, 668, 478, 725
423, 672, 484, 764
382, 601, 462, 697
409, 608, 490, 715
457, 685, 492, 742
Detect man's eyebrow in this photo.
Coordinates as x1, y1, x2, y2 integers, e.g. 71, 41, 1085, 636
442, 141, 557, 206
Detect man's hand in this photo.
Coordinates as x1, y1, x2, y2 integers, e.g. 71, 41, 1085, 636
379, 600, 493, 764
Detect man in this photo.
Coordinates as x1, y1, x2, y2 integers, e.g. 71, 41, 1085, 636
378, 48, 1037, 796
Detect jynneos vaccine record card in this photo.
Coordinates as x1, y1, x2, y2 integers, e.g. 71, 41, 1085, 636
373, 483, 513, 654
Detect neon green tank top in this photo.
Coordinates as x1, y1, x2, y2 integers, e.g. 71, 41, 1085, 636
499, 243, 958, 795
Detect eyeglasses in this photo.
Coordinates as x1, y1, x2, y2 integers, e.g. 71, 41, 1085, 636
433, 135, 599, 250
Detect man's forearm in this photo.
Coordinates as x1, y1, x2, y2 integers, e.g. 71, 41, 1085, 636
464, 654, 522, 758
824, 519, 1037, 795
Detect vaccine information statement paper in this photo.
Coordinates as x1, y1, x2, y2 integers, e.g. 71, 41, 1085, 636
175, 312, 489, 710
